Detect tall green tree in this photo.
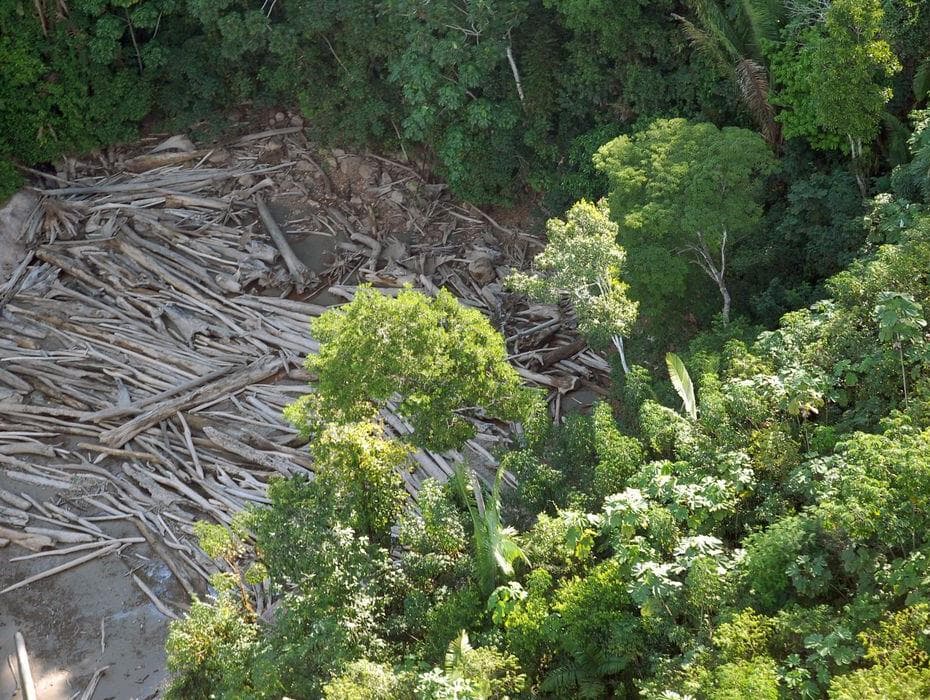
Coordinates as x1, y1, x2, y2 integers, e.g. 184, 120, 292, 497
385, 0, 528, 201
594, 118, 777, 325
286, 285, 538, 452
769, 0, 900, 191
507, 199, 638, 373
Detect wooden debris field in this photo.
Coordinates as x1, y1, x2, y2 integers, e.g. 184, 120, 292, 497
0, 123, 612, 616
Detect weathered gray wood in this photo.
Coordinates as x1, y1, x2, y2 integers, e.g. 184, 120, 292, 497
15, 631, 37, 700
203, 426, 298, 476
100, 356, 281, 447
256, 196, 313, 290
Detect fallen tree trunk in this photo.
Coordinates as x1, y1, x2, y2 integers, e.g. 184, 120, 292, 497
100, 356, 282, 447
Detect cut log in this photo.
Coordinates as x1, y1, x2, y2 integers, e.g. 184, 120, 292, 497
0, 487, 31, 510
515, 366, 577, 392
15, 631, 37, 700
0, 525, 51, 551
203, 426, 298, 476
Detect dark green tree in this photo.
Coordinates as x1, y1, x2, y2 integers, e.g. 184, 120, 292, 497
594, 118, 777, 325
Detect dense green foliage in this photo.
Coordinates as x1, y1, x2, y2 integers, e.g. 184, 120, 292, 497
594, 118, 777, 328
10, 0, 924, 208
770, 0, 901, 154
0, 0, 725, 202
285, 286, 537, 452
166, 188, 930, 697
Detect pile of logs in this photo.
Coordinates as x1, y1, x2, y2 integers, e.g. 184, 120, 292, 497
0, 126, 613, 612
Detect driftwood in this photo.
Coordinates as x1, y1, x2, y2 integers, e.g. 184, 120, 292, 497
15, 631, 37, 700
100, 356, 282, 447
203, 426, 299, 476
0, 487, 31, 510
134, 518, 198, 600
79, 665, 109, 700
132, 573, 180, 620
256, 196, 313, 290
0, 506, 29, 527
9, 537, 144, 562
81, 364, 241, 423
1, 542, 121, 595
0, 525, 53, 552
23, 526, 95, 544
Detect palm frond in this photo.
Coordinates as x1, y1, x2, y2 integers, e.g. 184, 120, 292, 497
740, 0, 784, 59
666, 352, 697, 420
673, 14, 730, 74
687, 0, 743, 61
735, 58, 780, 147
445, 630, 473, 671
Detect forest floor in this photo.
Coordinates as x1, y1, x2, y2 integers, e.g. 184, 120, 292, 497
0, 113, 607, 698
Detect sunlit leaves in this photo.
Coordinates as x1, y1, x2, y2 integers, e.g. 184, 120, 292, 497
507, 199, 638, 349
291, 285, 537, 451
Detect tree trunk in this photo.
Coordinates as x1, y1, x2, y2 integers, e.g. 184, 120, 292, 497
612, 335, 630, 375
688, 230, 731, 324
718, 278, 731, 324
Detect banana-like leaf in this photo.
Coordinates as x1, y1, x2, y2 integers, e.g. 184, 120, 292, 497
666, 352, 697, 420
914, 60, 930, 101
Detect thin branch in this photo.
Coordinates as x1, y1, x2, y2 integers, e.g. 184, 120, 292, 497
125, 10, 144, 74
506, 35, 525, 103
33, 0, 48, 36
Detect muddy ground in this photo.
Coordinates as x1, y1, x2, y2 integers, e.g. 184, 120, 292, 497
1, 525, 173, 699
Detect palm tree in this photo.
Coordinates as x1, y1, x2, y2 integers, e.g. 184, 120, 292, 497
674, 0, 786, 147
454, 465, 528, 597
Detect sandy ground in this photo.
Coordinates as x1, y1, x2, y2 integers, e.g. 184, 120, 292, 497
1, 193, 173, 698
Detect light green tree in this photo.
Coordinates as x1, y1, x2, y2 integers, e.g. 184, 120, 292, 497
310, 421, 410, 543
594, 118, 776, 324
507, 199, 638, 372
286, 286, 538, 452
769, 0, 900, 192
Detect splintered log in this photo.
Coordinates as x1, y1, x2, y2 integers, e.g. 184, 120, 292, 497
203, 426, 299, 476
0, 525, 52, 552
99, 356, 282, 447
15, 632, 37, 700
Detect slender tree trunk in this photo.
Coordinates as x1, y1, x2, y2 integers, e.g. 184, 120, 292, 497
612, 334, 630, 375
718, 279, 731, 324
849, 134, 868, 198
688, 230, 731, 324
506, 32, 525, 103
899, 341, 908, 407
